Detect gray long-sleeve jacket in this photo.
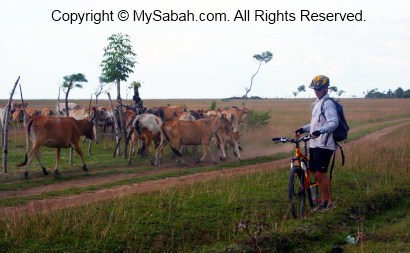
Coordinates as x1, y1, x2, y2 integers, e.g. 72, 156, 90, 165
302, 94, 339, 151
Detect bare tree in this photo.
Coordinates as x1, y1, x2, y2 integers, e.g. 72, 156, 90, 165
2, 76, 20, 173
244, 51, 273, 100
95, 75, 111, 105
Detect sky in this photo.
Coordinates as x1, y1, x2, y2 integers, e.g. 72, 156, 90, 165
1, 0, 409, 100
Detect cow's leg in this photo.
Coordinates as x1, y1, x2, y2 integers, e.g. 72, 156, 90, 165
24, 145, 40, 179
144, 132, 155, 165
34, 151, 49, 176
72, 143, 88, 171
192, 145, 199, 163
198, 144, 216, 164
55, 147, 61, 175
155, 136, 167, 166
208, 145, 218, 165
128, 132, 136, 165
233, 143, 242, 161
219, 140, 227, 161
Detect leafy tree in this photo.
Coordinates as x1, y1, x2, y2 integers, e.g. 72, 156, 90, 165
328, 86, 338, 94
394, 87, 404, 98
101, 33, 137, 158
293, 85, 306, 97
210, 99, 217, 110
297, 85, 306, 93
386, 89, 394, 98
337, 90, 345, 97
61, 73, 88, 116
244, 51, 273, 101
403, 89, 410, 98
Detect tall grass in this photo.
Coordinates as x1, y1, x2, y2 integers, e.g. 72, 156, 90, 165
0, 123, 408, 252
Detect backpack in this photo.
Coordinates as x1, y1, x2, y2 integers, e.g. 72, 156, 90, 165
321, 98, 349, 180
321, 98, 350, 142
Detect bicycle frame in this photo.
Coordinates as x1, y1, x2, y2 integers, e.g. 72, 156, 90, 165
273, 135, 320, 217
291, 139, 318, 192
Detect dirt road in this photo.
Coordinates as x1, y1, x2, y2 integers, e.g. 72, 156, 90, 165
0, 121, 408, 218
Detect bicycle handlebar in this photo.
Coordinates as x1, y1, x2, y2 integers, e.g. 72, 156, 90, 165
272, 135, 312, 144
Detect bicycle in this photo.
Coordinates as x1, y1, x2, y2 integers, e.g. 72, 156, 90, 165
272, 135, 319, 218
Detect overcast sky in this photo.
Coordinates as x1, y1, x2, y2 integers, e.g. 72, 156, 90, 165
1, 0, 409, 99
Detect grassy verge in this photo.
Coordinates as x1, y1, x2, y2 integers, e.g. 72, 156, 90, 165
1, 118, 409, 207
0, 122, 408, 252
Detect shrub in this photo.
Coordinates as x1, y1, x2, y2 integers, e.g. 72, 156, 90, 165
247, 110, 271, 129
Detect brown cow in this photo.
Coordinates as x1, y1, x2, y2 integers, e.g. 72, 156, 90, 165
41, 108, 54, 117
222, 106, 250, 131
163, 105, 186, 121
18, 116, 95, 179
155, 114, 233, 166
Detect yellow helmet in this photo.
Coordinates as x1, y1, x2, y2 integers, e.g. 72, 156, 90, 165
309, 75, 330, 90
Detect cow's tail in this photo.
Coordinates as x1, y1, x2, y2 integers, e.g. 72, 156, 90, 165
17, 118, 34, 166
160, 124, 182, 157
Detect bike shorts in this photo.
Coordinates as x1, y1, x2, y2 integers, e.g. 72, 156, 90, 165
309, 148, 335, 173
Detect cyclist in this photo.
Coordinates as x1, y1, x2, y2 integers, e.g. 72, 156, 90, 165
294, 75, 339, 212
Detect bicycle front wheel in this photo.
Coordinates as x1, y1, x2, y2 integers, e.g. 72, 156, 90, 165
288, 166, 307, 218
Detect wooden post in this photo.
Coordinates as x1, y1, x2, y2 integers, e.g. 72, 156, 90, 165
57, 87, 61, 117
3, 76, 20, 173
107, 92, 121, 158
19, 83, 28, 127
116, 79, 128, 159
88, 94, 93, 155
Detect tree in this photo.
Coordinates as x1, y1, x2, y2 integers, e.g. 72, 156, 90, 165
94, 75, 111, 105
293, 85, 306, 97
337, 90, 345, 97
394, 87, 404, 98
101, 33, 137, 159
328, 86, 338, 94
61, 73, 88, 116
130, 80, 142, 106
297, 85, 306, 93
244, 51, 273, 101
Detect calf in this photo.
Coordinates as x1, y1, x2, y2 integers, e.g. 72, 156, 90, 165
222, 106, 250, 131
155, 114, 233, 166
215, 128, 242, 161
18, 116, 95, 179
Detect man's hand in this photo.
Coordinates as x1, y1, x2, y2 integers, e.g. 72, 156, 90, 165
311, 130, 322, 138
294, 128, 304, 137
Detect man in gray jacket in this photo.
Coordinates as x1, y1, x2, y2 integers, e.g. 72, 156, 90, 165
295, 75, 339, 211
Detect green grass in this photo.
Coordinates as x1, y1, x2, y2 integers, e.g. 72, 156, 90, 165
0, 123, 409, 252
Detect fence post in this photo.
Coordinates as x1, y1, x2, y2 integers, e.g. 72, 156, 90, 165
2, 76, 20, 173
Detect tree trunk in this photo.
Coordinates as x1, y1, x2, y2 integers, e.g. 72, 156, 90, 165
3, 76, 20, 173
64, 87, 73, 165
244, 62, 262, 102
116, 79, 128, 159
107, 92, 121, 157
88, 94, 93, 155
57, 88, 61, 117
19, 84, 28, 127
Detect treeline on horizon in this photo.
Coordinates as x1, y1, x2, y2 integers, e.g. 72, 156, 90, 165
364, 87, 410, 98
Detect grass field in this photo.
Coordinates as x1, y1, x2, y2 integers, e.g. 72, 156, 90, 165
0, 98, 409, 252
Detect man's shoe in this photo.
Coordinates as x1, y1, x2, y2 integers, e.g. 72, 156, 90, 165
313, 202, 328, 212
322, 202, 336, 212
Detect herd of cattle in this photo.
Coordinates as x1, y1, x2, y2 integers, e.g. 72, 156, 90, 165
0, 102, 250, 178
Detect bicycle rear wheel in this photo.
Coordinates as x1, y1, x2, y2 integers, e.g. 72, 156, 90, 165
288, 166, 306, 218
